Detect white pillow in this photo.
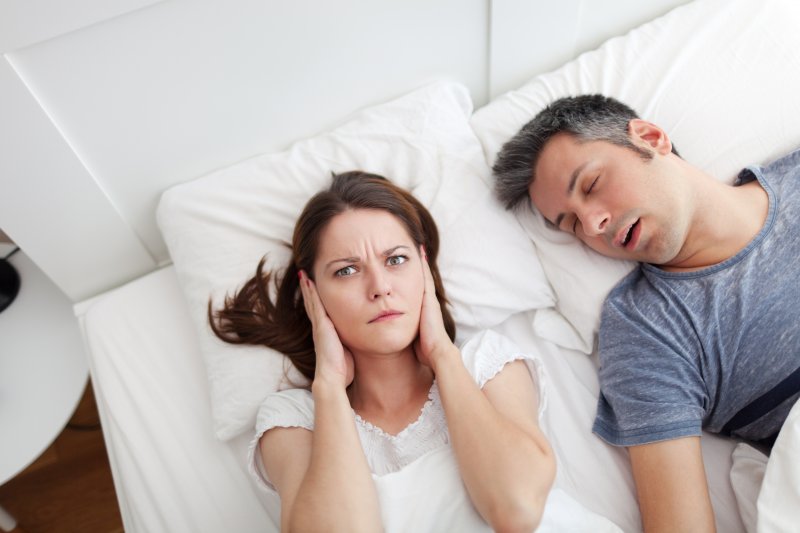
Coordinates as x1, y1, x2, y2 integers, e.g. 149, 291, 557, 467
470, 0, 800, 353
157, 81, 554, 440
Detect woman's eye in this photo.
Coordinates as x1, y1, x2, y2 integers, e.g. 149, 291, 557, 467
387, 255, 408, 267
334, 265, 357, 277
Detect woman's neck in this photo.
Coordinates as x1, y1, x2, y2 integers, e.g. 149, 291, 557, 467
347, 346, 433, 432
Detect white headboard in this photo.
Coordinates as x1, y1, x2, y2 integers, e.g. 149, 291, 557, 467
0, 0, 690, 302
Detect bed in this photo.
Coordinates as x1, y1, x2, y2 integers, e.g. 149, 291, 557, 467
50, 0, 800, 530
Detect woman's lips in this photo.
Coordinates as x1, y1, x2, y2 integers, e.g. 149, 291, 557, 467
368, 311, 403, 323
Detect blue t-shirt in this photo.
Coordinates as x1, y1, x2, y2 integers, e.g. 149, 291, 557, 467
593, 149, 800, 447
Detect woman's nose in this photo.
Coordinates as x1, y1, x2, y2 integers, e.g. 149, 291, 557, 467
368, 270, 392, 299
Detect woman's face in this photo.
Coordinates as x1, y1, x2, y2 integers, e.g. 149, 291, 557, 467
312, 208, 424, 357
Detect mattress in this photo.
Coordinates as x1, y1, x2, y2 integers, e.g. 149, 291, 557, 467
80, 265, 747, 532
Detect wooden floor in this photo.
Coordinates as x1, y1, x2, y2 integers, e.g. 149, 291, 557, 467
0, 381, 124, 533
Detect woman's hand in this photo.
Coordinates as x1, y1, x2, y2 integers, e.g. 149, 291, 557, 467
299, 270, 355, 388
414, 245, 457, 372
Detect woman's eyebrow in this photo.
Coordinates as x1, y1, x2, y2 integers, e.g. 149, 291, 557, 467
324, 245, 410, 270
325, 256, 360, 270
382, 245, 410, 256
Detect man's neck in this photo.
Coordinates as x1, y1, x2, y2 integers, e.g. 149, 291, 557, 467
663, 177, 769, 272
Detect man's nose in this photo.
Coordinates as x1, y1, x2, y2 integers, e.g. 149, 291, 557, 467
580, 207, 610, 236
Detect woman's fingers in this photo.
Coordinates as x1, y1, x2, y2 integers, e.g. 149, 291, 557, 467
299, 270, 353, 387
298, 271, 308, 308
299, 270, 325, 325
420, 245, 440, 312
416, 245, 455, 370
298, 270, 315, 323
420, 245, 434, 295
418, 245, 442, 335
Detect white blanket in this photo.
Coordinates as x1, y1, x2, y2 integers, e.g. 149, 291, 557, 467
373, 446, 622, 532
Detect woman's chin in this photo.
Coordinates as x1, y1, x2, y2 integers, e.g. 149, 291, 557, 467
349, 329, 418, 358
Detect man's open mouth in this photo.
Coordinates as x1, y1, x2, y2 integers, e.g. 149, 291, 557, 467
622, 219, 640, 247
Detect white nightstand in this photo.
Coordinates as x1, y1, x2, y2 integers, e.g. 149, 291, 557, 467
0, 245, 89, 529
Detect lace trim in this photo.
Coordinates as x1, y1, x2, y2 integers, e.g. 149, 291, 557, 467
248, 419, 313, 492
479, 352, 548, 417
354, 382, 450, 476
353, 381, 437, 440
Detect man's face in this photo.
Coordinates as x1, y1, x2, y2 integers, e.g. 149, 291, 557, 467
530, 129, 691, 265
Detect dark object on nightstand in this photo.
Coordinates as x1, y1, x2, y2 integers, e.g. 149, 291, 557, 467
0, 258, 20, 313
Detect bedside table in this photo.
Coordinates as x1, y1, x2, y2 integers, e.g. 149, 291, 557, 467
0, 245, 89, 527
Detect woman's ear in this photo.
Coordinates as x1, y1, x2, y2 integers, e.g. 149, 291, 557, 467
628, 118, 673, 155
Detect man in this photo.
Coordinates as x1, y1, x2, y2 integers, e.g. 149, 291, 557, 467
492, 94, 800, 532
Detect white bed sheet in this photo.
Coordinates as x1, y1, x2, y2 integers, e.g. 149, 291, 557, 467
80, 265, 749, 532
80, 266, 277, 532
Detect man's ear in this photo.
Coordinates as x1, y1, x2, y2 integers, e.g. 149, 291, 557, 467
628, 118, 673, 155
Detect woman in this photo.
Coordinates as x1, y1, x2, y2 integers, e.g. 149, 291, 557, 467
210, 171, 555, 532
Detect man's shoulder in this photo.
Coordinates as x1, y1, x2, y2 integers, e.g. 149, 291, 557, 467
602, 265, 655, 311
598, 265, 692, 342
764, 146, 800, 173
741, 146, 800, 185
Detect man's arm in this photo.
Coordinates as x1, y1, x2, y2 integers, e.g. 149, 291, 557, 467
628, 436, 715, 533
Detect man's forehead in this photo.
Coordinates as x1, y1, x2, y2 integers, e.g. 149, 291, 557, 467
530, 146, 575, 219
528, 177, 558, 226
531, 137, 596, 228
532, 134, 574, 184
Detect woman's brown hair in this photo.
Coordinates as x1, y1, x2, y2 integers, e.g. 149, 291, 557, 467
208, 171, 456, 382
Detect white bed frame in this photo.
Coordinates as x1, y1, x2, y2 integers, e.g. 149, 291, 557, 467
0, 0, 690, 303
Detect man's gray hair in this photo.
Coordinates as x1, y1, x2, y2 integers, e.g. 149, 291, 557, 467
492, 95, 662, 211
